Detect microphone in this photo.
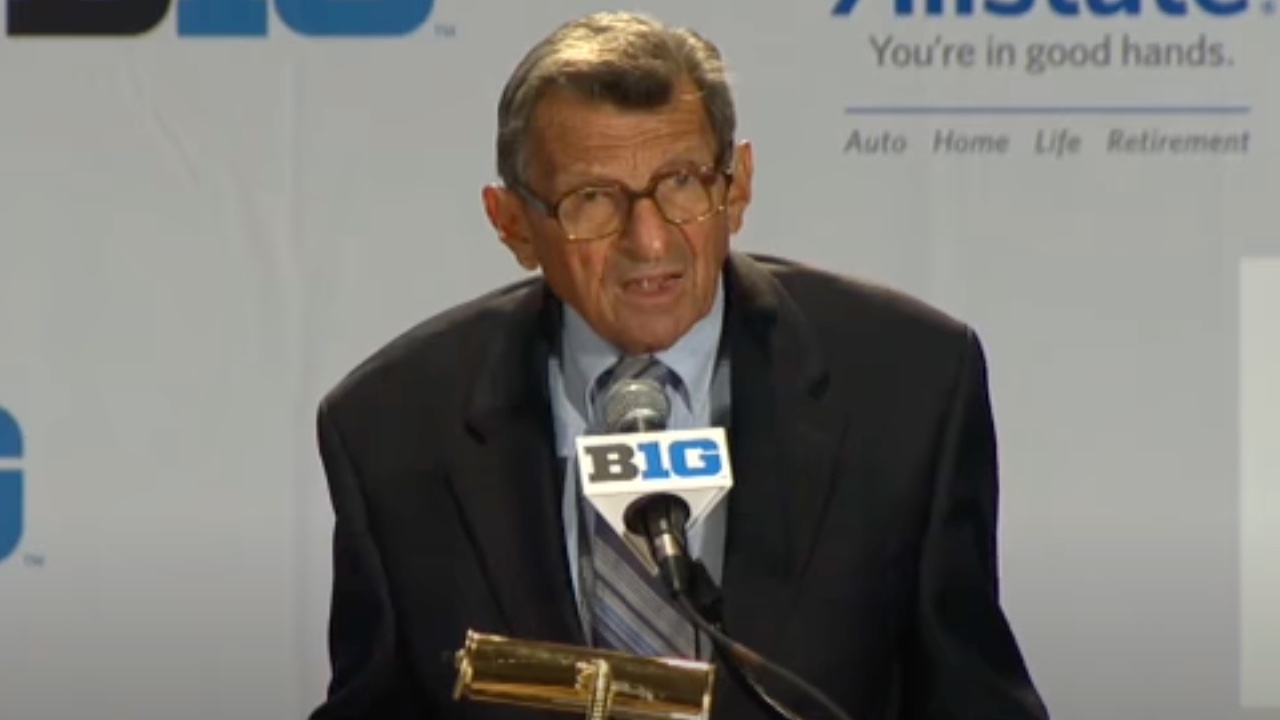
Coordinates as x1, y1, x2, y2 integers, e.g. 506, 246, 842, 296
576, 377, 732, 598
603, 377, 671, 432
578, 375, 856, 720
604, 377, 703, 596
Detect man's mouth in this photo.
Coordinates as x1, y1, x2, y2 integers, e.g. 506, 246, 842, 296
621, 272, 685, 298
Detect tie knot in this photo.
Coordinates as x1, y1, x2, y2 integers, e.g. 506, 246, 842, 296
611, 354, 666, 384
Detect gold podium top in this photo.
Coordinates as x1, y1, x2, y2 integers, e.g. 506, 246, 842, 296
453, 630, 715, 720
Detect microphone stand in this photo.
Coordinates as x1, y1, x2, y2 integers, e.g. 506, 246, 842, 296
683, 559, 850, 720
633, 499, 855, 720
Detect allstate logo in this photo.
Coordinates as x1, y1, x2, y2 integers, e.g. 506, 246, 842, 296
0, 406, 22, 564
831, 0, 1269, 15
6, 0, 442, 37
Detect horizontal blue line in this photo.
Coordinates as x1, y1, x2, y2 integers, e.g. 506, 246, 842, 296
844, 105, 1252, 116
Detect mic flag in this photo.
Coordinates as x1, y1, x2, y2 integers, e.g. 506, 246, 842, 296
576, 426, 734, 570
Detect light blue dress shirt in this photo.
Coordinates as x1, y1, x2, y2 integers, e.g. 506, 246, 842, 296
549, 276, 730, 634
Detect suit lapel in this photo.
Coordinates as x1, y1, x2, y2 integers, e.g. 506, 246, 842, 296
449, 282, 585, 647
718, 254, 849, 657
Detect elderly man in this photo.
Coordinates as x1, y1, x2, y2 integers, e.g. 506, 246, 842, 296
309, 10, 1049, 720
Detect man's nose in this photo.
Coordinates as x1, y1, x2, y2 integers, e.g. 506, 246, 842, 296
618, 198, 675, 260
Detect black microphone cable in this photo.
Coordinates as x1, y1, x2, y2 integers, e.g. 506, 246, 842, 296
675, 572, 853, 720
629, 495, 855, 720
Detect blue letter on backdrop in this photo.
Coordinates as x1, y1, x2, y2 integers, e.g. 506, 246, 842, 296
0, 407, 23, 564
178, 0, 268, 36
178, 0, 432, 36
276, 0, 434, 36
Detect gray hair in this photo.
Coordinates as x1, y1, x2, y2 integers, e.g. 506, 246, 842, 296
495, 11, 737, 190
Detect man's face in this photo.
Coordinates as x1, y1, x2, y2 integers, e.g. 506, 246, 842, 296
484, 79, 753, 355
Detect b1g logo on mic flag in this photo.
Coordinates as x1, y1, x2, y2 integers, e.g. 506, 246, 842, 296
582, 436, 723, 483
0, 406, 24, 564
577, 428, 733, 539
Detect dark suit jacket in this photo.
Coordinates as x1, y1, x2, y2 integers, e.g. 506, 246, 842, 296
308, 252, 1049, 720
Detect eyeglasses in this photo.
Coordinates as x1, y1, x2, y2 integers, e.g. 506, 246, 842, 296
517, 164, 733, 242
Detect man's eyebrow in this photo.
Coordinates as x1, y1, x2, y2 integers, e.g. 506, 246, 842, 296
553, 152, 715, 191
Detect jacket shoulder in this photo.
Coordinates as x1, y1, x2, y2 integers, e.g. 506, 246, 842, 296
749, 253, 974, 343
318, 276, 544, 419
745, 252, 987, 425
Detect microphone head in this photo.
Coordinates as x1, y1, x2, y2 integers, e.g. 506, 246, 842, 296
622, 492, 691, 537
603, 378, 670, 433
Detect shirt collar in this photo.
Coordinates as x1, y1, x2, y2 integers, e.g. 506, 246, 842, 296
561, 275, 725, 421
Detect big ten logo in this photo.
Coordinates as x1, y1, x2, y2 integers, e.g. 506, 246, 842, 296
6, 0, 437, 37
0, 406, 23, 564
831, 0, 1261, 16
580, 431, 727, 485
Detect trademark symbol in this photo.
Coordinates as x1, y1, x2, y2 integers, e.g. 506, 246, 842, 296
22, 552, 44, 569
434, 23, 456, 38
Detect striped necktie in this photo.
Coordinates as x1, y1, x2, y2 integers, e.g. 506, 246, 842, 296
583, 355, 698, 658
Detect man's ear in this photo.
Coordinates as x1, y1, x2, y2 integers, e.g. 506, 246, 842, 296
724, 140, 754, 235
483, 184, 540, 271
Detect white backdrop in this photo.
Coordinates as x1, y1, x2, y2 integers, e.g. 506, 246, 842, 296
1, 0, 1276, 718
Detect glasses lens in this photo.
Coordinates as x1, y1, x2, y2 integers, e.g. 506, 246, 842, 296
559, 188, 624, 240
654, 171, 715, 222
